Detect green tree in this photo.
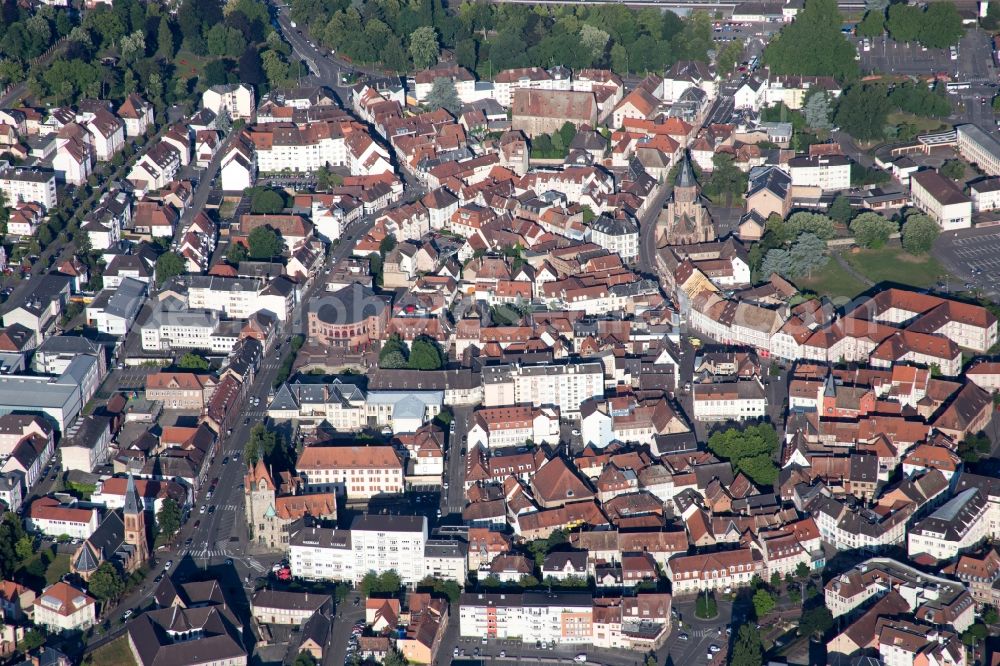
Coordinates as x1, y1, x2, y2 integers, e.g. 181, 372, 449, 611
417, 576, 462, 603
983, 605, 999, 625
425, 76, 461, 113
157, 498, 181, 538
762, 0, 859, 80
579, 24, 610, 64
293, 652, 318, 666
14, 536, 32, 563
716, 40, 743, 74
781, 232, 829, 279
705, 152, 748, 204
919, 2, 964, 48
250, 189, 285, 214
19, 629, 44, 652
850, 212, 897, 249
753, 589, 776, 619
409, 26, 440, 70
886, 3, 924, 42
695, 590, 718, 618
88, 561, 125, 602
786, 211, 836, 240
835, 83, 892, 142
796, 561, 811, 579
802, 91, 833, 131
361, 570, 402, 596
261, 49, 290, 87
177, 352, 210, 370
731, 624, 764, 666
770, 572, 781, 589
155, 251, 186, 287
799, 605, 834, 638
247, 226, 284, 259
382, 650, 408, 666
227, 241, 249, 265
901, 213, 939, 254
379, 333, 408, 367
939, 159, 966, 182
857, 9, 885, 38
707, 424, 780, 486
409, 336, 444, 370
828, 194, 854, 224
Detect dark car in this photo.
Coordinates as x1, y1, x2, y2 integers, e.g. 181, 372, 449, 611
222, 456, 229, 465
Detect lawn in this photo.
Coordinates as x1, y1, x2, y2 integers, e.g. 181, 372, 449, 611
83, 636, 137, 666
173, 50, 211, 84
797, 257, 869, 300
842, 247, 946, 289
44, 553, 71, 585
886, 112, 949, 134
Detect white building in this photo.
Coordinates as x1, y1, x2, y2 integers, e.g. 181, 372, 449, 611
33, 582, 96, 634
220, 140, 256, 192
788, 154, 851, 191
957, 123, 1000, 177
117, 94, 153, 138
482, 362, 604, 417
85, 277, 146, 337
910, 170, 972, 231
970, 179, 1000, 212
467, 406, 560, 450
0, 165, 57, 208
127, 143, 181, 193
588, 215, 639, 262
691, 378, 767, 421
288, 515, 465, 586
25, 498, 99, 539
202, 83, 256, 121
140, 307, 227, 353
83, 110, 125, 162
907, 487, 990, 563
59, 415, 111, 473
459, 592, 594, 644
296, 444, 404, 500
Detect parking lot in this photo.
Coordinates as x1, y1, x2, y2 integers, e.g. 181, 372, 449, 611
858, 29, 995, 81
932, 226, 1000, 297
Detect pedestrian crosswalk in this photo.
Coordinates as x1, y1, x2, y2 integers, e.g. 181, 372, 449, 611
248, 558, 266, 573
184, 548, 229, 559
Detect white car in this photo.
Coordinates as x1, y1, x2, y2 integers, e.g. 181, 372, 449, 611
709, 645, 721, 653
575, 656, 588, 663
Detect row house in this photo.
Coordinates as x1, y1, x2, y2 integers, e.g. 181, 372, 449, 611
127, 142, 181, 193
467, 406, 561, 450
665, 547, 765, 595
288, 515, 464, 586
296, 445, 404, 500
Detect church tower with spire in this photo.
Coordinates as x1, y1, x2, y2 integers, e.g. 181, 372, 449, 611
123, 473, 149, 566
657, 153, 715, 247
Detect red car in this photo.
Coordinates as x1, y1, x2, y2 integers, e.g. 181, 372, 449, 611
276, 567, 292, 581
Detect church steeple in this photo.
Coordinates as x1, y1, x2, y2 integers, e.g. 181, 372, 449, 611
123, 473, 148, 565
676, 153, 696, 190
123, 472, 142, 516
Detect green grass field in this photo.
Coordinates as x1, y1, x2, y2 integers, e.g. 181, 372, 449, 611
45, 552, 71, 585
83, 636, 137, 666
843, 247, 946, 289
797, 257, 868, 300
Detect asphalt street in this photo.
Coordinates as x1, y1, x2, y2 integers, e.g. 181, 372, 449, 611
446, 405, 473, 516
637, 182, 673, 277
